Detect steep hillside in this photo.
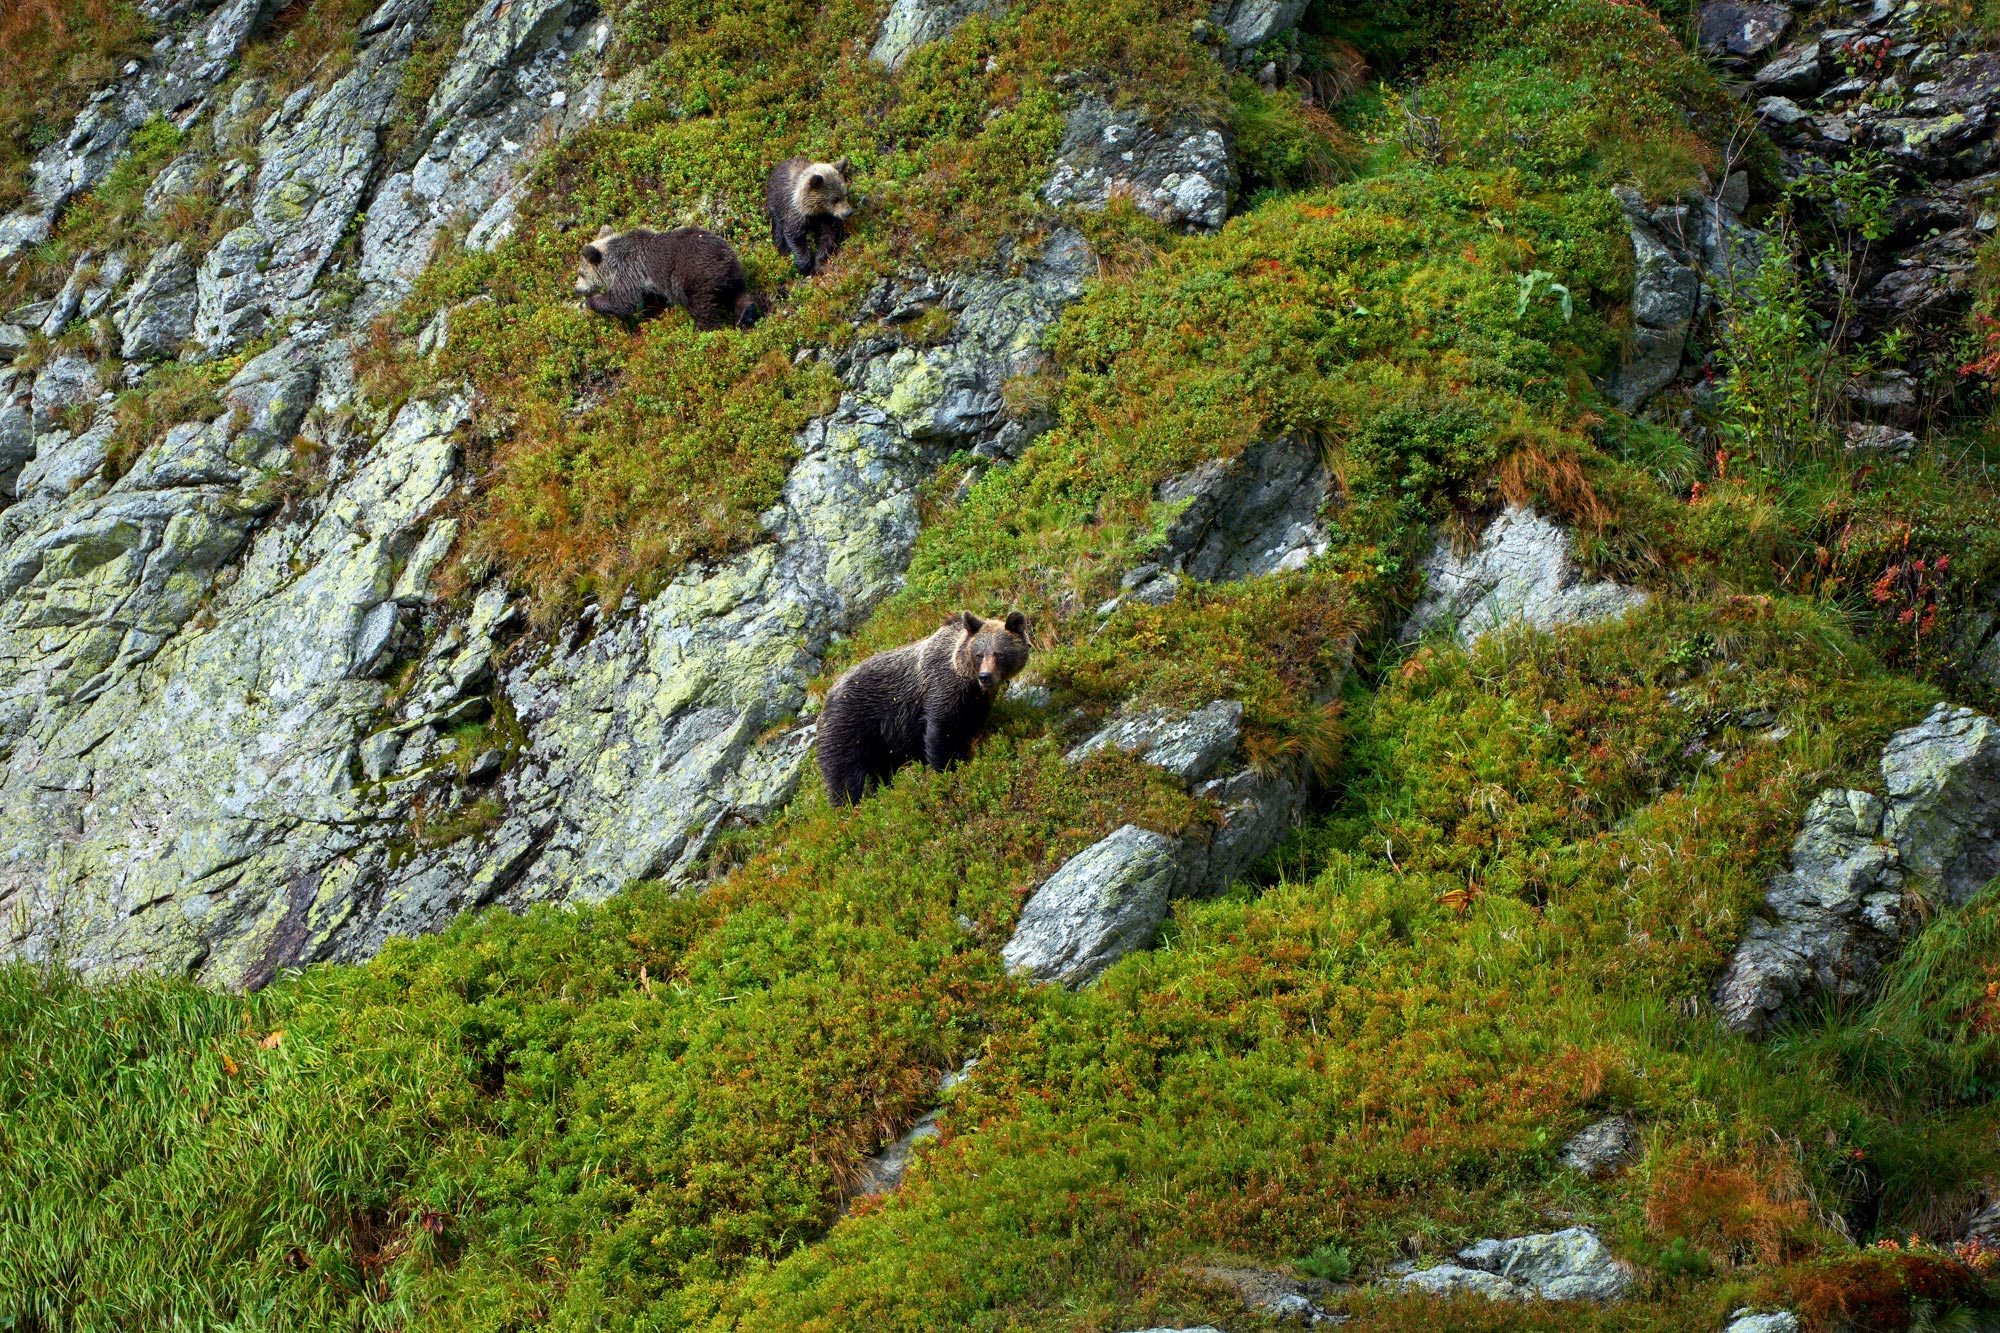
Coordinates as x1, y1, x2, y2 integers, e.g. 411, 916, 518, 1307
2, 0, 1999, 1328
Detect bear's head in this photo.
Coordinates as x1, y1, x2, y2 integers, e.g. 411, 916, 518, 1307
955, 610, 1030, 694
575, 226, 619, 296
795, 158, 854, 222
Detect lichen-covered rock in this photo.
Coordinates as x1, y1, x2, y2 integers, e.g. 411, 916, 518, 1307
1044, 93, 1233, 232
1697, 2, 1790, 60
196, 0, 427, 351
1879, 705, 2000, 906
1402, 506, 1646, 647
1155, 434, 1328, 580
1001, 824, 1180, 986
1560, 1114, 1639, 1177
868, 0, 1004, 71
358, 0, 608, 308
1395, 1229, 1631, 1304
0, 231, 1096, 985
1068, 700, 1243, 783
1715, 705, 2000, 1035
1607, 183, 1771, 412
117, 242, 198, 361
0, 0, 279, 262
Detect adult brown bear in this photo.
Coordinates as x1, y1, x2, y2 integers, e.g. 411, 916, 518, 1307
817, 611, 1030, 806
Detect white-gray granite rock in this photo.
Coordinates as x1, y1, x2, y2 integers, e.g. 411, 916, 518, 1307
1044, 93, 1234, 232
1068, 700, 1243, 782
1716, 705, 2000, 1035
1394, 1228, 1631, 1304
869, 0, 1004, 71
1002, 824, 1179, 986
1208, 0, 1309, 52
117, 242, 198, 362
1724, 1312, 1800, 1333
1560, 1114, 1639, 1177
1402, 506, 1645, 647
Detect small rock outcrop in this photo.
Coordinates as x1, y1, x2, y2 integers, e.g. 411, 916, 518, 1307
1715, 705, 2000, 1036
869, 0, 1003, 71
1001, 824, 1180, 987
1608, 181, 1770, 413
1392, 1228, 1632, 1304
1559, 1114, 1639, 1178
1189, 1265, 1341, 1324
848, 1061, 975, 1201
1044, 93, 1234, 232
1401, 506, 1646, 647
1207, 0, 1309, 55
1723, 1311, 1800, 1333
1104, 434, 1329, 614
1007, 691, 1313, 985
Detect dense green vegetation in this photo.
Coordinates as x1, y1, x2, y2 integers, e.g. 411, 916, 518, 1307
5, 0, 2000, 1329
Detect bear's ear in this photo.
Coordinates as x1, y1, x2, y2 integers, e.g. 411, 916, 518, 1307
595, 223, 617, 239
1004, 610, 1027, 635
833, 156, 852, 177
807, 170, 824, 191
581, 243, 603, 266
961, 610, 983, 635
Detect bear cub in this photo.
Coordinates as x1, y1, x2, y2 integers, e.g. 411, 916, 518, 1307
817, 610, 1030, 806
575, 226, 760, 329
764, 157, 853, 277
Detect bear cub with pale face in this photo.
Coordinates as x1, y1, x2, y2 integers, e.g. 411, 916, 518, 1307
575, 225, 760, 329
817, 611, 1031, 806
764, 156, 853, 277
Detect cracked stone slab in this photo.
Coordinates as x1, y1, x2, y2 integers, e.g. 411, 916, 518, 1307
1402, 505, 1645, 647
1394, 1228, 1631, 1304
1044, 93, 1234, 232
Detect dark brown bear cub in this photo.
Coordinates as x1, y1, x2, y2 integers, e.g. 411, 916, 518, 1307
575, 226, 760, 329
817, 611, 1030, 806
764, 157, 853, 277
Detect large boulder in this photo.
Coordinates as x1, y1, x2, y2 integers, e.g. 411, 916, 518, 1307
1401, 506, 1645, 647
1697, 2, 1790, 59
1715, 706, 2000, 1035
1044, 94, 1234, 232
1208, 0, 1310, 53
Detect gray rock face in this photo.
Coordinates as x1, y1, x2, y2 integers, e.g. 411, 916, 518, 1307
1068, 700, 1244, 783
1394, 1228, 1632, 1304
1608, 184, 1771, 412
1697, 2, 1790, 59
1044, 93, 1234, 232
0, 230, 1097, 985
1002, 824, 1180, 986
1560, 1114, 1639, 1178
1966, 1197, 2000, 1243
118, 242, 198, 361
1402, 505, 1646, 647
1715, 705, 2000, 1036
1208, 0, 1309, 52
358, 0, 608, 309
1008, 688, 1318, 985
868, 0, 1003, 71
195, 0, 429, 352
0, 0, 280, 263
1755, 42, 1824, 96
1156, 435, 1329, 581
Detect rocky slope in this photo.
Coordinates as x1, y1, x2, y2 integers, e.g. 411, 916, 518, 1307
2, 0, 2000, 1328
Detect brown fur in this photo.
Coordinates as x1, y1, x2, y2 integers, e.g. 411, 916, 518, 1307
817, 610, 1030, 806
575, 225, 760, 329
764, 156, 853, 277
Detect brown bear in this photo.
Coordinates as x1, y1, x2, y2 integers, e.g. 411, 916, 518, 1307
764, 156, 853, 277
817, 610, 1030, 806
575, 225, 761, 329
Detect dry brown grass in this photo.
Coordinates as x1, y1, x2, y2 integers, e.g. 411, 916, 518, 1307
0, 0, 153, 213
